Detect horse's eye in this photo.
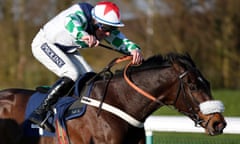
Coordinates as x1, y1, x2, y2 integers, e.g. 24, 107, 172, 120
189, 83, 197, 91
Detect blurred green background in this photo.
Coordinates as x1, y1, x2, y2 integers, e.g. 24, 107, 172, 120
0, 0, 239, 90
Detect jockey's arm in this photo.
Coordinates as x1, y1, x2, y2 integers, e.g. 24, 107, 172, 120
104, 30, 143, 64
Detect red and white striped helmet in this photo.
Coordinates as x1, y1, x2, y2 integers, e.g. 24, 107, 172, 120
91, 1, 124, 27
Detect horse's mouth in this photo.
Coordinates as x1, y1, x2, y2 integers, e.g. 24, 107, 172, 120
206, 120, 227, 136
197, 112, 227, 136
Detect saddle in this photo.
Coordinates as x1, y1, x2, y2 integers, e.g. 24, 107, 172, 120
23, 72, 97, 137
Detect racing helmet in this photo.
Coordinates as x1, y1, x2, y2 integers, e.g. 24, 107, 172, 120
91, 1, 124, 27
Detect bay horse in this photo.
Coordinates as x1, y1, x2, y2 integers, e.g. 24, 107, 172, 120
0, 53, 226, 144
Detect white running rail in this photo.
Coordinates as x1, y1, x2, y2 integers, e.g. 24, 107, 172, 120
144, 116, 240, 144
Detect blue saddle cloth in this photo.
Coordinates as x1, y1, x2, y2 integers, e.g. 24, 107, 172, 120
23, 73, 95, 137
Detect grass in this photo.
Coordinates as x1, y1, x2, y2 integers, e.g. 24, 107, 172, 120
153, 132, 240, 144
152, 89, 240, 116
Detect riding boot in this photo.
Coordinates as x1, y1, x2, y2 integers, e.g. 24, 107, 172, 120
28, 77, 74, 132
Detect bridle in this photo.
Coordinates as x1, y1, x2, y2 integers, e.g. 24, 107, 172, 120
173, 70, 212, 128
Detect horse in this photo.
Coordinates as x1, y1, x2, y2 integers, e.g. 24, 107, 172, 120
0, 53, 226, 144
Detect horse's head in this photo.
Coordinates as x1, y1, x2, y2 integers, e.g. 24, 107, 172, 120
164, 53, 226, 136
112, 53, 226, 136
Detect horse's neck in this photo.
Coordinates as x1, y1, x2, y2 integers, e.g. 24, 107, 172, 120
110, 70, 171, 121
128, 67, 182, 119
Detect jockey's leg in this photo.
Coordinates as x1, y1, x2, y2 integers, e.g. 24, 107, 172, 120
28, 76, 74, 132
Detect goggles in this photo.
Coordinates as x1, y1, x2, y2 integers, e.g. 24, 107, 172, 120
95, 23, 117, 32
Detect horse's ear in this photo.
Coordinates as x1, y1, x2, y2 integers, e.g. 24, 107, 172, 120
172, 63, 185, 73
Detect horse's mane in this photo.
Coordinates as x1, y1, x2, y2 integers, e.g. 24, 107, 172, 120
114, 52, 196, 75
164, 52, 196, 69
129, 52, 196, 71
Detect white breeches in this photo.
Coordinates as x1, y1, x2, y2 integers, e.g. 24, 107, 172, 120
31, 29, 93, 81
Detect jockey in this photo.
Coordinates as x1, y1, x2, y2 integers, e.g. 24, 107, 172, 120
28, 1, 143, 132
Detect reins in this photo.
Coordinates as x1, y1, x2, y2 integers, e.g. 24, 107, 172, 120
123, 61, 163, 103
99, 55, 164, 104
98, 43, 162, 103
87, 55, 133, 116
107, 56, 165, 105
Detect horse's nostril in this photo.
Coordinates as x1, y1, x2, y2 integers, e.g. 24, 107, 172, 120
213, 121, 226, 132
